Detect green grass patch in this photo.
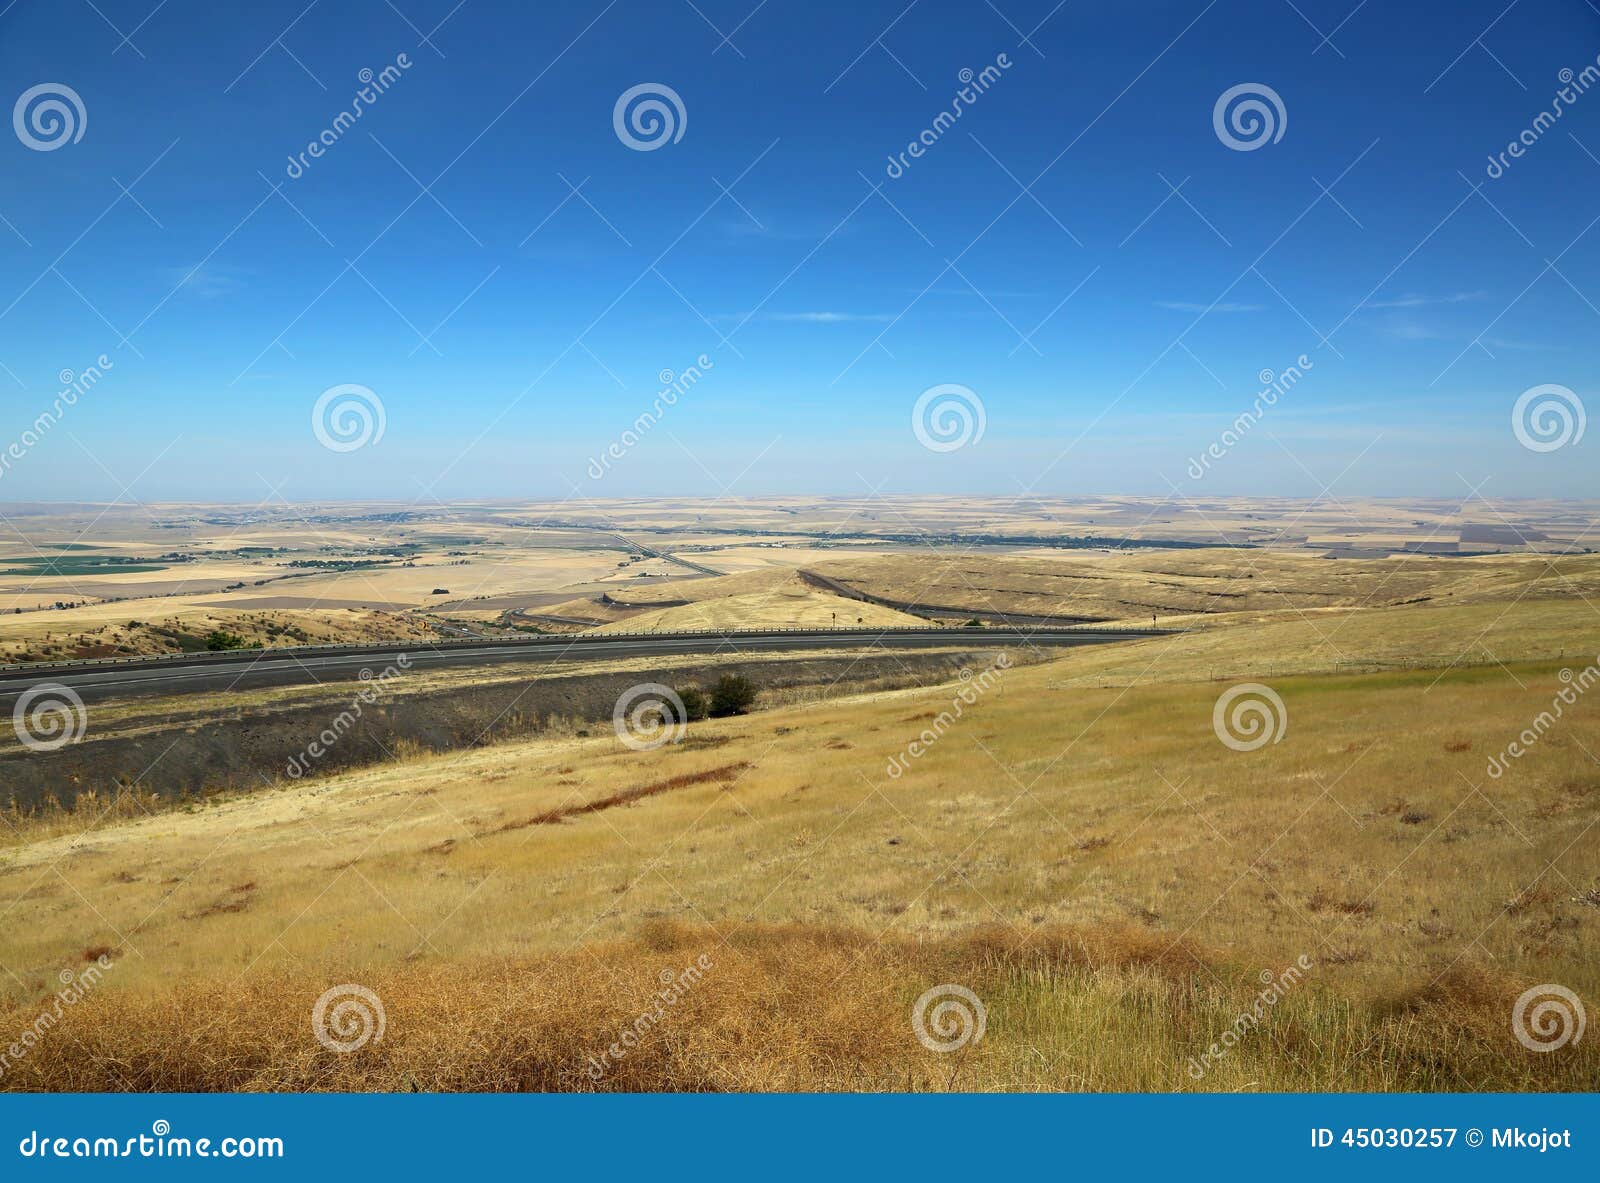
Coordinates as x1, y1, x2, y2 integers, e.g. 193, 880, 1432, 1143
0, 557, 169, 576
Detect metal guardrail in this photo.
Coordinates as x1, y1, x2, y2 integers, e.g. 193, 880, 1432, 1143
0, 624, 1176, 678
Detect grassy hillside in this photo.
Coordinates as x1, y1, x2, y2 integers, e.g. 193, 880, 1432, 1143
806, 550, 1600, 624
2, 594, 1597, 1090
588, 574, 925, 632
0, 602, 438, 664
536, 550, 1600, 637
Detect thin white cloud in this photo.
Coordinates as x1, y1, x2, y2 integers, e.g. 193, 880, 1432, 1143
1483, 336, 1551, 351
164, 264, 245, 298
722, 218, 858, 242
1382, 320, 1450, 341
1366, 290, 1486, 309
922, 284, 1047, 299
715, 310, 893, 324
768, 311, 893, 323
1156, 300, 1265, 313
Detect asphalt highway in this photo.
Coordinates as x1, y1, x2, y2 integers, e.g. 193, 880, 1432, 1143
0, 627, 1167, 706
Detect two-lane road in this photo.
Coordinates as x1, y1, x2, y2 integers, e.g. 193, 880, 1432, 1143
0, 627, 1169, 706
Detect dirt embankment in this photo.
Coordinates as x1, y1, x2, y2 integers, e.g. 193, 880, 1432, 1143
0, 650, 997, 811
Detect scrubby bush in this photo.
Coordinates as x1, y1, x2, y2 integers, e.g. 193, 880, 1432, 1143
708, 674, 757, 717
203, 630, 257, 651
674, 685, 710, 722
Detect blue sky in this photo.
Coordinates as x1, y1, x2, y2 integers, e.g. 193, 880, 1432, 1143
1, 0, 1597, 502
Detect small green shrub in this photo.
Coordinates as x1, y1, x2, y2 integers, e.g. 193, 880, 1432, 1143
204, 630, 255, 651
708, 674, 757, 717
675, 686, 710, 722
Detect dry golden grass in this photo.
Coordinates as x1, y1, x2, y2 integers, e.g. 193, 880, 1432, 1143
807, 550, 1600, 626
1038, 596, 1599, 685
0, 786, 170, 847
0, 601, 1593, 1094
5, 922, 1594, 1092
482, 549, 1600, 646
540, 566, 800, 616
0, 602, 437, 663
588, 576, 924, 632
2, 586, 1598, 1092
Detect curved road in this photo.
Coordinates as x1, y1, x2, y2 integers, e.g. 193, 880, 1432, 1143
0, 627, 1168, 705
